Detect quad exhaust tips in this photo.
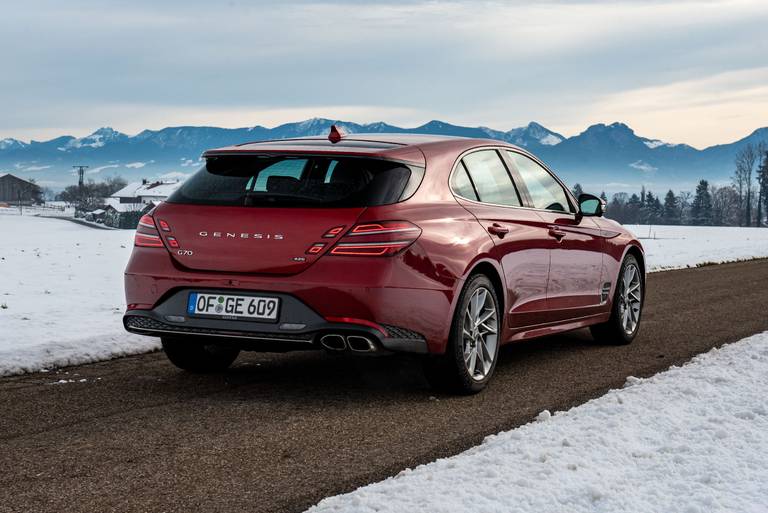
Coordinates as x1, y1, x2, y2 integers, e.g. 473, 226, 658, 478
319, 334, 378, 353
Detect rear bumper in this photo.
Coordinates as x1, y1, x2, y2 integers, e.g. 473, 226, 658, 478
123, 288, 428, 354
125, 248, 460, 353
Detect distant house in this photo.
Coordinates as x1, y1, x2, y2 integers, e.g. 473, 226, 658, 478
0, 173, 42, 205
102, 198, 154, 229
111, 180, 181, 204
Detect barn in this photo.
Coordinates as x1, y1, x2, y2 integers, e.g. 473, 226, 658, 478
0, 173, 42, 205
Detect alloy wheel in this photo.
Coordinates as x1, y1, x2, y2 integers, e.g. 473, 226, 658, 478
462, 287, 498, 381
618, 263, 642, 335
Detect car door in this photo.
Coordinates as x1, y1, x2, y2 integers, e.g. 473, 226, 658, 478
450, 148, 551, 331
504, 150, 605, 321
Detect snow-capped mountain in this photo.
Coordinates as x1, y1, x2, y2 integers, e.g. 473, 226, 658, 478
0, 119, 764, 192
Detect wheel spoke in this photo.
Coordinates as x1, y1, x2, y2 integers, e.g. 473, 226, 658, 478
479, 321, 497, 334
462, 286, 499, 381
475, 345, 486, 376
477, 308, 495, 327
467, 347, 477, 375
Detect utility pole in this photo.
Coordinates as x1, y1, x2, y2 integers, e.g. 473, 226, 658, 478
73, 165, 89, 189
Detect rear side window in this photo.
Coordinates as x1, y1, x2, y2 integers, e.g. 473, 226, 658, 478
450, 162, 478, 201
168, 155, 422, 207
461, 150, 521, 207
507, 151, 572, 212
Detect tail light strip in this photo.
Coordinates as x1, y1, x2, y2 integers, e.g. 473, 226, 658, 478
327, 221, 421, 257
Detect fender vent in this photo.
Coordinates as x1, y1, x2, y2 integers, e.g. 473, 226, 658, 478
380, 323, 425, 341
600, 282, 612, 303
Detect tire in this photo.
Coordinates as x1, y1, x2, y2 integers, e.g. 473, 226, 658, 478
590, 254, 644, 345
161, 337, 240, 373
422, 274, 501, 394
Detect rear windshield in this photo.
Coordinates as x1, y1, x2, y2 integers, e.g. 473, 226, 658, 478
167, 155, 423, 207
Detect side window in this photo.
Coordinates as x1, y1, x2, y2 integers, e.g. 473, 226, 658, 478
449, 162, 478, 201
461, 150, 521, 207
251, 159, 308, 192
507, 151, 572, 212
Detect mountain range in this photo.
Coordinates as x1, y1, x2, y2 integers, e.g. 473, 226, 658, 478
1, 118, 766, 193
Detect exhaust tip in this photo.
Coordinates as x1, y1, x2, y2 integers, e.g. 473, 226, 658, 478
347, 335, 377, 353
320, 334, 346, 351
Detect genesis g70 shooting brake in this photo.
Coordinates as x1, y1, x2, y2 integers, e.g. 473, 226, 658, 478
123, 126, 645, 393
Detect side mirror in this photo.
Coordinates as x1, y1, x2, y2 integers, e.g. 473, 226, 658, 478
578, 193, 605, 217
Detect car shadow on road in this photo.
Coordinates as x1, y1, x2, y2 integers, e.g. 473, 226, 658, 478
149, 328, 606, 404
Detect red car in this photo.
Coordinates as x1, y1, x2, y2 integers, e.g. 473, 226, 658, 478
124, 127, 645, 393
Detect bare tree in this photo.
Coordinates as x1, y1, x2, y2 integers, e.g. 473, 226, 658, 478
733, 143, 760, 226
711, 185, 740, 226
757, 144, 768, 227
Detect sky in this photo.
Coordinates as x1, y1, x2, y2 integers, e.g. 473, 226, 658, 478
1, 0, 767, 148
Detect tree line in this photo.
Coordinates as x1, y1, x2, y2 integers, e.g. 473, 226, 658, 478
55, 176, 127, 210
574, 142, 768, 226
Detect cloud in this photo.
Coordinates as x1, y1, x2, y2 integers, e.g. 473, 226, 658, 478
0, 0, 767, 147
125, 162, 147, 169
629, 160, 658, 173
86, 164, 120, 174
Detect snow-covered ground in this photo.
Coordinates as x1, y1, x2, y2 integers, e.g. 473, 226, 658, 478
1, 217, 768, 376
0, 214, 157, 376
308, 331, 768, 513
625, 224, 768, 271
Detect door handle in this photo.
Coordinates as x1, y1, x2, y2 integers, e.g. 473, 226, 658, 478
487, 223, 509, 238
548, 227, 566, 241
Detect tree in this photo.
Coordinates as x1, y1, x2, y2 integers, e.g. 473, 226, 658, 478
757, 148, 768, 227
606, 192, 628, 223
662, 189, 679, 225
677, 191, 692, 224
690, 180, 713, 226
600, 191, 608, 203
571, 183, 584, 198
55, 176, 128, 210
733, 143, 760, 226
639, 191, 662, 224
711, 185, 740, 226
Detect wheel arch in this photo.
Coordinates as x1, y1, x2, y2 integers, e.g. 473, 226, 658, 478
463, 259, 506, 328
623, 243, 646, 281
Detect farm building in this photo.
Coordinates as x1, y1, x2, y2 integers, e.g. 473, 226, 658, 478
0, 173, 42, 205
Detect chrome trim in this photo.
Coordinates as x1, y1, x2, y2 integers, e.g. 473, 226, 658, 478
334, 240, 412, 247
347, 335, 378, 352
448, 145, 578, 215
320, 334, 347, 351
346, 227, 420, 236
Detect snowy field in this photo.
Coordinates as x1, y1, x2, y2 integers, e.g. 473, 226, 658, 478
308, 331, 768, 513
1, 216, 768, 376
625, 224, 768, 271
0, 213, 157, 376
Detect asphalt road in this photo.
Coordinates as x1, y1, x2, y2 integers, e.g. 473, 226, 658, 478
2, 259, 768, 513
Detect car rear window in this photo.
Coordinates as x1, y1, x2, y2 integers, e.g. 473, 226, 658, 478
168, 155, 424, 207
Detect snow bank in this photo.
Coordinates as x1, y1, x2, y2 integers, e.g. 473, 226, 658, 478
625, 224, 768, 271
0, 215, 158, 376
308, 332, 768, 513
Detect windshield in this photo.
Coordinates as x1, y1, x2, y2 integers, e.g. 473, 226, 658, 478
167, 155, 422, 207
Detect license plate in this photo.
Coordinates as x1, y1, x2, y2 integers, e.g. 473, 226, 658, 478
187, 292, 279, 321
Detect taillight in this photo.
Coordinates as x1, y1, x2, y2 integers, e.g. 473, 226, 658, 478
329, 220, 421, 257
134, 214, 165, 248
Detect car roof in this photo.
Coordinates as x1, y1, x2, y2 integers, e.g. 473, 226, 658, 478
202, 133, 521, 167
